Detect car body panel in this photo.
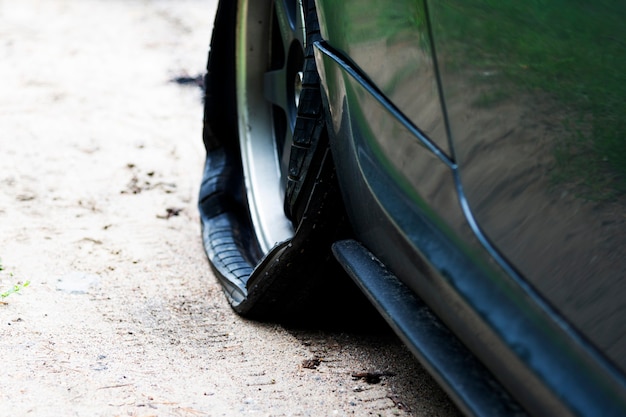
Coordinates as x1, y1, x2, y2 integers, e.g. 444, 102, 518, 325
312, 0, 626, 415
314, 0, 450, 156
427, 0, 626, 375
313, 37, 626, 417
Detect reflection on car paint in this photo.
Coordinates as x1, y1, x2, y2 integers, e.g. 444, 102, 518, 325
314, 39, 626, 417
314, 0, 450, 155
428, 0, 626, 373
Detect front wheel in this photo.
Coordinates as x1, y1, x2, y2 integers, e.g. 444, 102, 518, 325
199, 0, 348, 319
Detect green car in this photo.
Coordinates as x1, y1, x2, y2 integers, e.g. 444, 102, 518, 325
198, 1, 626, 415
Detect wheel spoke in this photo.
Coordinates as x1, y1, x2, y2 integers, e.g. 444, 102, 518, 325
273, 0, 305, 55
266, 0, 306, 185
266, 0, 305, 119
264, 68, 289, 112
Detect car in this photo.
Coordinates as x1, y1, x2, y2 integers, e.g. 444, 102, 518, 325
197, 1, 626, 415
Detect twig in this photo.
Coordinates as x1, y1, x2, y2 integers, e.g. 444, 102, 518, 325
97, 383, 134, 390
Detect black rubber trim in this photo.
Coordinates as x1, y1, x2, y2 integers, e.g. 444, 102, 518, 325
332, 239, 526, 417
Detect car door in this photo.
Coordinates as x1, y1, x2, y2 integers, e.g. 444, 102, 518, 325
427, 0, 626, 375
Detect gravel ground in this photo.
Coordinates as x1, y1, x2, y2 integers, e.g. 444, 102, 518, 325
0, 1, 460, 415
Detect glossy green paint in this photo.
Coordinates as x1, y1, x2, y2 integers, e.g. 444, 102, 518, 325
312, 0, 626, 414
315, 0, 449, 154
427, 0, 626, 374
429, 0, 626, 190
314, 39, 626, 417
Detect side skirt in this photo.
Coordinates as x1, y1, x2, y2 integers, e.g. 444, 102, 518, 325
332, 239, 526, 417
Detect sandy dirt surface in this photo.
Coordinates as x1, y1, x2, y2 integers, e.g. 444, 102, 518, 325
0, 1, 460, 416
